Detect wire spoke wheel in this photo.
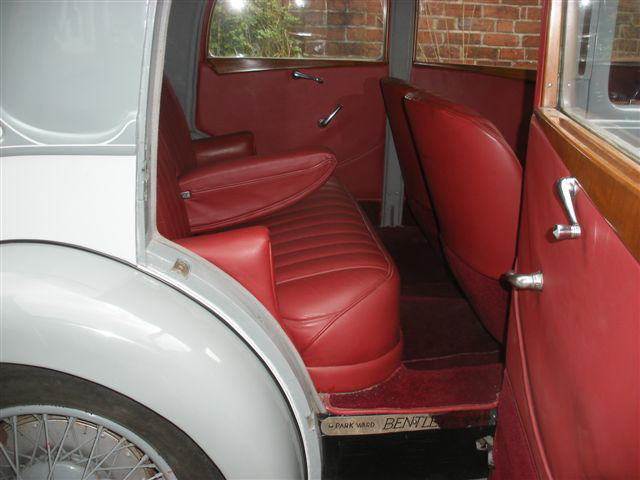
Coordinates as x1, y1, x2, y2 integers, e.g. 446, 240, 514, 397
0, 407, 172, 480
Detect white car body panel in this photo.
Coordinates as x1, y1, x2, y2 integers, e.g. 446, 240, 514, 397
1, 155, 137, 263
1, 242, 306, 479
0, 0, 324, 477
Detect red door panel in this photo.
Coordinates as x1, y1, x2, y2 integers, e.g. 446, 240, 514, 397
507, 117, 640, 478
411, 65, 535, 160
197, 64, 388, 200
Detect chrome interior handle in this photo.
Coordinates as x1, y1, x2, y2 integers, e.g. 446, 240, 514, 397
504, 270, 544, 291
318, 104, 343, 128
292, 70, 324, 84
553, 177, 582, 240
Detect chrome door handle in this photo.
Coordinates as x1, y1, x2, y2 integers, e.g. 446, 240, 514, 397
504, 270, 544, 291
318, 104, 342, 128
292, 70, 324, 84
553, 177, 581, 240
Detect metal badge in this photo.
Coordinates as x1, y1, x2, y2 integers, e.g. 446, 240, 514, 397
321, 414, 439, 436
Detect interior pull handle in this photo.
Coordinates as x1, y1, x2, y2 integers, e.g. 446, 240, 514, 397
292, 70, 324, 84
318, 104, 343, 128
552, 177, 582, 240
504, 270, 544, 291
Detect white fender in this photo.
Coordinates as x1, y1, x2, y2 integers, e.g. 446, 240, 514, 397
1, 242, 310, 479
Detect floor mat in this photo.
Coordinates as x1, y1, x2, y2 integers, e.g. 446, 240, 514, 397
377, 226, 501, 368
377, 226, 458, 297
401, 296, 500, 364
325, 364, 502, 414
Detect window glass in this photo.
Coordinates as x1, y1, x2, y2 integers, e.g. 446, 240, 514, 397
415, 0, 541, 69
208, 0, 387, 62
560, 0, 639, 161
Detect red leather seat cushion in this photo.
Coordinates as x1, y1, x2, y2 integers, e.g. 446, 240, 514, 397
257, 177, 403, 393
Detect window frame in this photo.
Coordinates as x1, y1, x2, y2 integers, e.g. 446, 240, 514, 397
204, 0, 390, 74
537, 0, 640, 262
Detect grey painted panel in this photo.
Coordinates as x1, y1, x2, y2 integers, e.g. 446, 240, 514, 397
165, 0, 207, 137
0, 1, 149, 154
381, 0, 416, 227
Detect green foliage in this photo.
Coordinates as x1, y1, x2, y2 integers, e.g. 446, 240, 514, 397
209, 0, 303, 58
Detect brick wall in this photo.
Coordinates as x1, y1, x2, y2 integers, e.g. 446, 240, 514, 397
612, 0, 640, 61
415, 0, 541, 69
289, 0, 386, 60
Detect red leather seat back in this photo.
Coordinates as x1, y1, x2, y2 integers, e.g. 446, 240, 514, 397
380, 77, 436, 237
404, 91, 522, 341
160, 76, 196, 175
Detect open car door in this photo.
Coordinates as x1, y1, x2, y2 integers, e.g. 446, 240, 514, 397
497, 0, 640, 478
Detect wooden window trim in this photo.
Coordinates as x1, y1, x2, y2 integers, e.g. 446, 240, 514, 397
535, 1, 640, 262
413, 61, 537, 82
207, 57, 387, 75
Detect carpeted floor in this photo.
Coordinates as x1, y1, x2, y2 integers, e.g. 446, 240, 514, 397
326, 225, 502, 412
377, 226, 501, 368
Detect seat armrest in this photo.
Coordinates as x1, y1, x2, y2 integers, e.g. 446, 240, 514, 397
175, 227, 280, 320
192, 131, 256, 167
179, 147, 337, 233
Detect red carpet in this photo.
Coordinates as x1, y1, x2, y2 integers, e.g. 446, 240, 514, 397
325, 224, 503, 413
325, 364, 502, 414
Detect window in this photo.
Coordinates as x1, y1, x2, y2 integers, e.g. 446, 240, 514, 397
560, 0, 639, 161
208, 0, 387, 63
415, 0, 541, 69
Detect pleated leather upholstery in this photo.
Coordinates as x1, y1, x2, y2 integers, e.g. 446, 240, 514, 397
257, 178, 403, 392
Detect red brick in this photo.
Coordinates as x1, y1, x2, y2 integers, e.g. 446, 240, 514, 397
444, 2, 482, 17
420, 2, 445, 16
417, 30, 435, 44
525, 48, 539, 60
347, 28, 366, 42
482, 5, 520, 19
499, 47, 525, 59
465, 46, 499, 59
514, 20, 540, 33
501, 0, 539, 5
439, 45, 462, 60
496, 20, 514, 32
365, 13, 384, 27
460, 18, 496, 31
327, 0, 347, 10
327, 11, 366, 25
522, 34, 540, 47
484, 33, 519, 46
526, 6, 542, 20
325, 27, 346, 40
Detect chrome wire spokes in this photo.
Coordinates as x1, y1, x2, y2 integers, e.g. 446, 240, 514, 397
0, 414, 165, 480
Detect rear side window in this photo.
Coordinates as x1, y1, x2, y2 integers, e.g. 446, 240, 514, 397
208, 0, 387, 62
560, 0, 639, 161
415, 0, 541, 69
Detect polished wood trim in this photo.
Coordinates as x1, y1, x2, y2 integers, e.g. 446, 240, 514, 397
207, 57, 387, 74
540, 0, 563, 107
535, 107, 640, 262
413, 62, 537, 82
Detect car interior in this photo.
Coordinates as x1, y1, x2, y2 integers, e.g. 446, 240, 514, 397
156, 0, 639, 475
156, 0, 539, 425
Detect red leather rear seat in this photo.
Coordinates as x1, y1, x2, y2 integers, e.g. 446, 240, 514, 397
157, 79, 402, 393
257, 178, 402, 392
